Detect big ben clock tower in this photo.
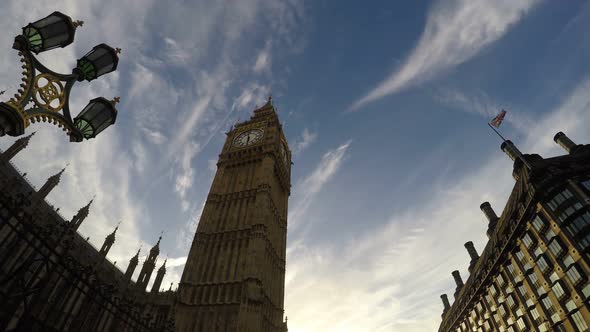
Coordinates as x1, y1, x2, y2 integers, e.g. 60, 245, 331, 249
176, 97, 290, 332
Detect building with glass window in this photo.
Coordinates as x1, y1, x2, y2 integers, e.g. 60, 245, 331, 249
439, 132, 590, 332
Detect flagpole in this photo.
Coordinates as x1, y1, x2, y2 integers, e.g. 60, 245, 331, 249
487, 123, 507, 142
488, 123, 532, 170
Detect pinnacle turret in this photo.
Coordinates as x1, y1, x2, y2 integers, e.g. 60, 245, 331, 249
71, 198, 93, 230
150, 234, 162, 256
99, 221, 120, 257
151, 257, 167, 293
137, 235, 162, 290
1, 131, 35, 162
125, 245, 141, 281
36, 165, 67, 200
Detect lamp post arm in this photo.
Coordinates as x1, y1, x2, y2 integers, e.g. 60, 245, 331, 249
30, 53, 79, 82
60, 79, 77, 123
6, 45, 83, 141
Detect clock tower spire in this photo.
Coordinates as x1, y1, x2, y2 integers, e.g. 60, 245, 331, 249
176, 98, 291, 332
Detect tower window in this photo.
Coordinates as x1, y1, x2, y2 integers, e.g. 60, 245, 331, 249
565, 264, 585, 286
562, 255, 574, 269
515, 250, 526, 264
530, 307, 541, 322
518, 284, 530, 301
485, 294, 495, 311
580, 232, 590, 250
571, 310, 589, 331
527, 271, 541, 289
581, 180, 590, 192
506, 263, 518, 279
548, 238, 565, 259
534, 246, 544, 258
493, 313, 501, 324
551, 281, 568, 301
489, 284, 497, 296
536, 255, 552, 275
517, 317, 527, 330
566, 212, 590, 238
506, 294, 516, 308
547, 189, 573, 211
532, 215, 547, 232
522, 232, 535, 249
544, 228, 556, 242
541, 295, 556, 315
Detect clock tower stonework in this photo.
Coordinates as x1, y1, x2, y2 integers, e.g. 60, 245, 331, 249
176, 98, 290, 332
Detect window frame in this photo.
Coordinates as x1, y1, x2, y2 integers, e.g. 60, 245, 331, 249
551, 280, 569, 302
565, 263, 586, 288
536, 254, 553, 275
548, 237, 566, 259
570, 309, 589, 332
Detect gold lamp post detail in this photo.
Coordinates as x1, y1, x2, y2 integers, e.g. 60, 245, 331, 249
0, 11, 121, 142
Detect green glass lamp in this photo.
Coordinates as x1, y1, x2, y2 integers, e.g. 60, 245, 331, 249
75, 44, 120, 81
20, 11, 78, 53
74, 97, 119, 139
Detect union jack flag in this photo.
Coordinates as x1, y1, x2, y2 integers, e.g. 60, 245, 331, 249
490, 110, 507, 128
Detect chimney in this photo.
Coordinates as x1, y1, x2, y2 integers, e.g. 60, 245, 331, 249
452, 270, 464, 298
440, 294, 451, 315
554, 132, 577, 154
464, 241, 479, 273
500, 140, 523, 160
480, 202, 499, 238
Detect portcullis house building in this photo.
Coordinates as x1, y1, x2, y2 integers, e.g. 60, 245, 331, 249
439, 132, 590, 332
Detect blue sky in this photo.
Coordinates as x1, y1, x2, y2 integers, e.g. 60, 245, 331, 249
2, 0, 590, 330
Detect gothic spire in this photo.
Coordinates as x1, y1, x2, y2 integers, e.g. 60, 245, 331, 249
99, 221, 120, 257
125, 244, 141, 281
137, 235, 162, 290
71, 197, 93, 230
254, 95, 276, 114
150, 232, 162, 256
105, 221, 120, 243
131, 245, 141, 263
159, 257, 167, 272
36, 165, 67, 200
151, 256, 167, 293
1, 131, 36, 162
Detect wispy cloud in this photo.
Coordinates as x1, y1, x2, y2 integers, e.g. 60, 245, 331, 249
292, 128, 318, 156
289, 140, 351, 228
253, 41, 272, 73
350, 0, 541, 111
174, 141, 201, 211
177, 201, 206, 251
433, 88, 534, 132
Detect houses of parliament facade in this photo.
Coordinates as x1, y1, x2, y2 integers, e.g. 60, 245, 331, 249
0, 99, 290, 332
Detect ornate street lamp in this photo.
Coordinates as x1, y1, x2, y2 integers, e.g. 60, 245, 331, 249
0, 11, 121, 142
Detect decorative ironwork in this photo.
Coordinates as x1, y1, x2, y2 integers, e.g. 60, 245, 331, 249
0, 190, 175, 331
0, 11, 120, 141
32, 73, 66, 112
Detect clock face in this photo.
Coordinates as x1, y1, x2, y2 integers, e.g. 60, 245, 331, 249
233, 129, 264, 147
